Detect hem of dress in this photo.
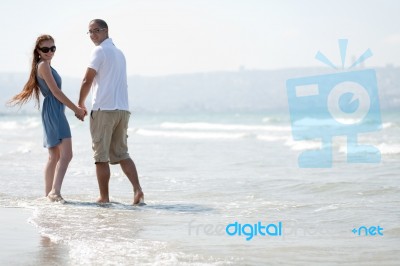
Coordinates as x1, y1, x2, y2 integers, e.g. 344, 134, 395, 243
44, 136, 72, 148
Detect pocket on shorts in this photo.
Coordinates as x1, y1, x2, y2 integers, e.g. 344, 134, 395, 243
91, 110, 97, 120
92, 131, 103, 152
91, 124, 104, 144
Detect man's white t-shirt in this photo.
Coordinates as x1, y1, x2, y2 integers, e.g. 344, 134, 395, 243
88, 38, 129, 111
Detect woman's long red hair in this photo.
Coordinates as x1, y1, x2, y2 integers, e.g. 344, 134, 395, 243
8, 34, 54, 109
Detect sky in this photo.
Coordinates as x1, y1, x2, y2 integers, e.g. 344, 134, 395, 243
1, 0, 400, 78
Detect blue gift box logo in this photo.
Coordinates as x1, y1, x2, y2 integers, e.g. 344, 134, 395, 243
286, 39, 382, 168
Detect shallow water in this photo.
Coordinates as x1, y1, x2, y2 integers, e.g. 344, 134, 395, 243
0, 112, 399, 265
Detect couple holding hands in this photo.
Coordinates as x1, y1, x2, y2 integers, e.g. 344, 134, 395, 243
9, 19, 144, 205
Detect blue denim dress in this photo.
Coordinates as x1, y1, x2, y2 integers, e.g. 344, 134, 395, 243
37, 66, 71, 148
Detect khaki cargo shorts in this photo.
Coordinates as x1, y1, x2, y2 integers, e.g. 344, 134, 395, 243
90, 110, 131, 164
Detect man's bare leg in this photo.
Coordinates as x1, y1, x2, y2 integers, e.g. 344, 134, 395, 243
120, 158, 144, 204
96, 162, 111, 203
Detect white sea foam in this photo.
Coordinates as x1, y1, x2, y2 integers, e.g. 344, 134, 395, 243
256, 135, 288, 142
284, 138, 322, 151
27, 201, 236, 266
67, 238, 232, 266
377, 143, 400, 155
337, 142, 400, 155
293, 118, 338, 127
0, 118, 40, 130
160, 122, 290, 132
292, 117, 378, 127
135, 129, 248, 139
262, 117, 273, 123
382, 122, 394, 129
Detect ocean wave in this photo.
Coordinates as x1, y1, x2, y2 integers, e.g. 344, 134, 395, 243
256, 135, 289, 142
287, 139, 399, 156
135, 128, 292, 141
377, 143, 400, 155
0, 118, 40, 130
135, 129, 250, 139
284, 138, 322, 151
160, 122, 290, 132
338, 143, 400, 155
262, 116, 285, 124
382, 122, 395, 129
293, 118, 344, 127
293, 117, 383, 127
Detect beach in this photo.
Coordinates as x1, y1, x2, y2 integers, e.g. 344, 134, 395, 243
0, 112, 399, 265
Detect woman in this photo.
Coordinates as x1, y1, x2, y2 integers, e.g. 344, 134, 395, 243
9, 34, 85, 202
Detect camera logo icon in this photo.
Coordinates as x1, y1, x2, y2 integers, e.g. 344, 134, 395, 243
286, 39, 382, 168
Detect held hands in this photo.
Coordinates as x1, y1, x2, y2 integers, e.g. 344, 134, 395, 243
75, 105, 87, 121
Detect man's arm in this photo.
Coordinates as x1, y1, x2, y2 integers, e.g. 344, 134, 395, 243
78, 67, 97, 114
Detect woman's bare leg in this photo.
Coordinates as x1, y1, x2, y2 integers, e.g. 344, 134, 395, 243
48, 138, 72, 200
45, 146, 60, 196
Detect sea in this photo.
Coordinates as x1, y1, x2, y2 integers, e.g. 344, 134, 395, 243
0, 111, 399, 265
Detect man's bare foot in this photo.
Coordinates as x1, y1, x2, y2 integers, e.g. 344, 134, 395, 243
96, 197, 110, 203
47, 193, 66, 204
133, 190, 145, 205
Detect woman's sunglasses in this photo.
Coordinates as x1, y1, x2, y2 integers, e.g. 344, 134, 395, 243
38, 46, 56, 53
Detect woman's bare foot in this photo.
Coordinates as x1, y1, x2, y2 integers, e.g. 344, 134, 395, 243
133, 189, 145, 205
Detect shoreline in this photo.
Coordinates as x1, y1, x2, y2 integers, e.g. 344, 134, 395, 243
0, 207, 69, 265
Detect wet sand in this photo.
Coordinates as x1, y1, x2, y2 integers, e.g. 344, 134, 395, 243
0, 207, 69, 265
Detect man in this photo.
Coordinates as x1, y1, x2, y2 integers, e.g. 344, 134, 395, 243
78, 19, 144, 205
